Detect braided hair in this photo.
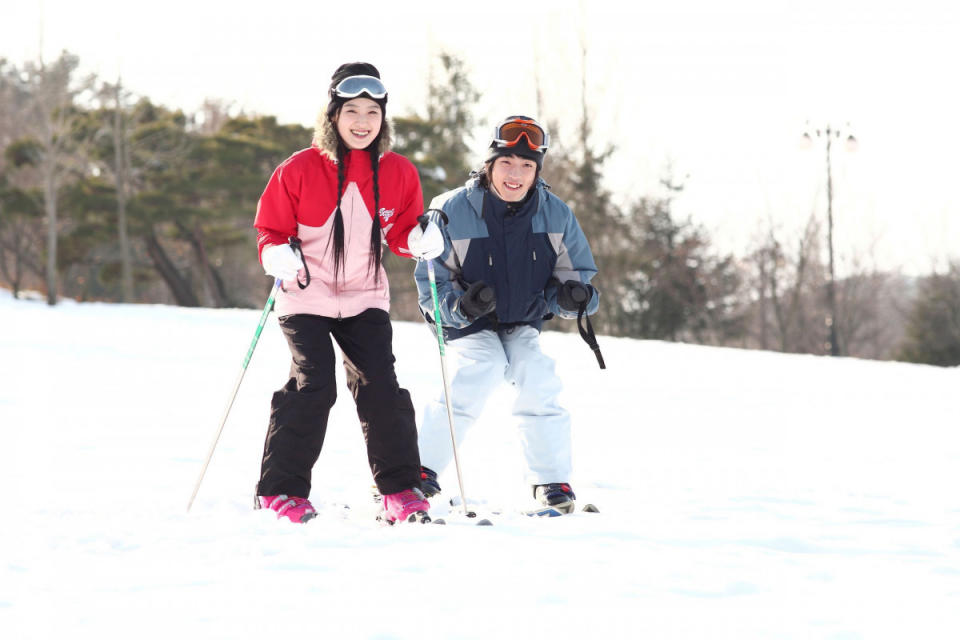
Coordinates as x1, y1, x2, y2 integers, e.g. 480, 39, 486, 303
329, 111, 384, 285
324, 62, 388, 284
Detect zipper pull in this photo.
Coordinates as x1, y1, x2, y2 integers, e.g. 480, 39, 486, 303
488, 254, 493, 266
533, 249, 537, 261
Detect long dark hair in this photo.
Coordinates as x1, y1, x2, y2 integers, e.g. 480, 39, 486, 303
329, 113, 384, 284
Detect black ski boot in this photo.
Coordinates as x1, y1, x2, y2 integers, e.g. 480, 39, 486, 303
419, 466, 441, 498
533, 483, 576, 514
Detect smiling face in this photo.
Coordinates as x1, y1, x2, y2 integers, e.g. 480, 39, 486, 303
334, 97, 383, 150
489, 154, 538, 202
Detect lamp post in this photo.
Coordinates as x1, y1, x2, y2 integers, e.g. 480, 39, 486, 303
802, 122, 857, 357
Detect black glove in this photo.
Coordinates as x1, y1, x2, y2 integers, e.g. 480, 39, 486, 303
558, 280, 590, 312
458, 281, 496, 321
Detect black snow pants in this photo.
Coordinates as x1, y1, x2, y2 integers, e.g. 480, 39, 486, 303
256, 309, 421, 498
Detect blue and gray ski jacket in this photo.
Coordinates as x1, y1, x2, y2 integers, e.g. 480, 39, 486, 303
415, 176, 600, 341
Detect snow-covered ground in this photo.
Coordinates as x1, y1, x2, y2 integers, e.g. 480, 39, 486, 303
2, 290, 959, 639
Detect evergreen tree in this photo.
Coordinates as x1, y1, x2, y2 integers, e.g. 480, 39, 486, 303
177, 115, 307, 307
130, 111, 309, 307
392, 53, 480, 204
615, 182, 744, 343
81, 98, 198, 305
389, 53, 481, 321
539, 120, 625, 337
0, 173, 44, 297
57, 175, 119, 300
898, 262, 960, 367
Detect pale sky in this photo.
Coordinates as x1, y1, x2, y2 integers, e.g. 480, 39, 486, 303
4, 0, 958, 274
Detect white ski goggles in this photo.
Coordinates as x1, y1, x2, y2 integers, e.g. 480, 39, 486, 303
332, 75, 388, 100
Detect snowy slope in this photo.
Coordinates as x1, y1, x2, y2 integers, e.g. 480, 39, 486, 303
2, 290, 959, 639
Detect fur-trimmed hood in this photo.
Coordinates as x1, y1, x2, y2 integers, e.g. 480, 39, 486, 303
312, 105, 393, 163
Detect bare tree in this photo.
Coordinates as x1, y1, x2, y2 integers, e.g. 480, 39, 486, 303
834, 251, 910, 360
193, 98, 236, 135
110, 78, 134, 301
16, 52, 95, 305
744, 214, 827, 353
84, 87, 194, 304
745, 215, 913, 360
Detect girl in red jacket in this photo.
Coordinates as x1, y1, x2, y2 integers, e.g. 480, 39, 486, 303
252, 62, 444, 524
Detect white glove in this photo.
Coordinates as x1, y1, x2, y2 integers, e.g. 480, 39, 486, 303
407, 221, 444, 260
261, 243, 304, 281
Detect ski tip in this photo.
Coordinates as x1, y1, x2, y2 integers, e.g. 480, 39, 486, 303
581, 503, 600, 513
524, 507, 565, 517
476, 519, 493, 526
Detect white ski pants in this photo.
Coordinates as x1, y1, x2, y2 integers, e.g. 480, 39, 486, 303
418, 325, 572, 486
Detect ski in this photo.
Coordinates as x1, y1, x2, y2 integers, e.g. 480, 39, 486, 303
521, 503, 600, 517
522, 506, 566, 517
428, 502, 600, 523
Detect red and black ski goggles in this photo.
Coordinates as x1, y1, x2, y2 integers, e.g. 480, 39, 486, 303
491, 117, 550, 152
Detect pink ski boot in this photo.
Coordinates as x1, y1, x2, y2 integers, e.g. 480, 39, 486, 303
382, 488, 431, 524
257, 495, 317, 523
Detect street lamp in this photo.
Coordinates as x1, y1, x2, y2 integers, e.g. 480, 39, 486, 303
801, 122, 857, 357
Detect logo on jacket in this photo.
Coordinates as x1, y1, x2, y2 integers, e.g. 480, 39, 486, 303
379, 207, 395, 222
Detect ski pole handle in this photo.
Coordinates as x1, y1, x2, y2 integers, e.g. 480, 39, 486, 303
287, 236, 310, 290
417, 210, 449, 228
477, 286, 494, 304
417, 213, 448, 354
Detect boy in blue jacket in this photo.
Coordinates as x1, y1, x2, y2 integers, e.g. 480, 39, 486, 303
414, 116, 600, 513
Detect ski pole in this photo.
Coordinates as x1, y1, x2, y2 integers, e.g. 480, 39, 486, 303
187, 277, 283, 512
418, 212, 476, 518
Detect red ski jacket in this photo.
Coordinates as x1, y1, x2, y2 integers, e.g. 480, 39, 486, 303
254, 146, 423, 319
